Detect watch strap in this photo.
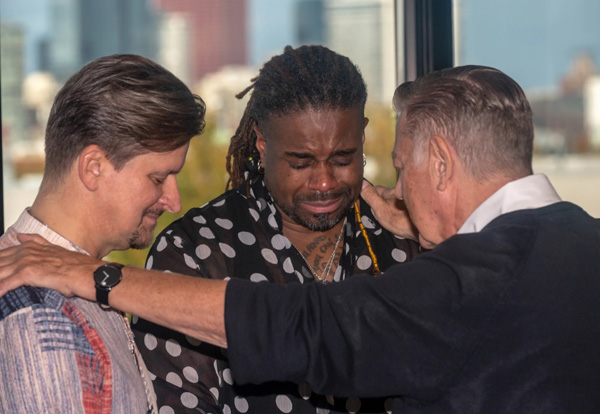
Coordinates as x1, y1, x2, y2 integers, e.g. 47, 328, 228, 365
96, 284, 110, 307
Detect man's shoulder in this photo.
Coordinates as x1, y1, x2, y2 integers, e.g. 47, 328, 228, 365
0, 286, 58, 321
435, 202, 597, 265
152, 186, 265, 253
0, 226, 21, 249
354, 195, 403, 233
178, 187, 255, 226
433, 210, 539, 266
355, 195, 419, 239
486, 201, 598, 233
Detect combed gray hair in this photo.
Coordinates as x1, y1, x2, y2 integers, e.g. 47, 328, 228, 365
393, 65, 534, 180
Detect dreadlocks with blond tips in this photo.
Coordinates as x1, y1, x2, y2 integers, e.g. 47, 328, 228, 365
225, 45, 368, 189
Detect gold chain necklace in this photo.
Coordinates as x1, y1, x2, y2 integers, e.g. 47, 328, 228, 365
298, 218, 346, 283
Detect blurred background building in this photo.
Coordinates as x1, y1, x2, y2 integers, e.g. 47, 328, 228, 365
2, 0, 599, 245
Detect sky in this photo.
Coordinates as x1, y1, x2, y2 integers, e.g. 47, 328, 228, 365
248, 0, 295, 65
2, 0, 600, 90
458, 0, 600, 90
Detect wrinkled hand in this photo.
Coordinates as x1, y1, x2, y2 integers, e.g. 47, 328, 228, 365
360, 180, 418, 241
0, 233, 103, 299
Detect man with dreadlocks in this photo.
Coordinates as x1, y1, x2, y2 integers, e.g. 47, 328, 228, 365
131, 45, 420, 414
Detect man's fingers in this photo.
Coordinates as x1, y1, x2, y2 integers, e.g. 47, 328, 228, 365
0, 249, 38, 296
0, 243, 18, 260
17, 233, 52, 245
0, 238, 81, 297
0, 275, 25, 297
361, 180, 400, 230
0, 235, 52, 264
361, 180, 387, 210
375, 185, 397, 201
360, 179, 418, 241
361, 180, 398, 220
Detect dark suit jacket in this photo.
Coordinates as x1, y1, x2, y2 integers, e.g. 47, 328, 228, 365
225, 202, 600, 413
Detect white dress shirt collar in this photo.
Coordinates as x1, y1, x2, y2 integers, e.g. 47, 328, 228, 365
458, 174, 562, 234
5, 209, 89, 254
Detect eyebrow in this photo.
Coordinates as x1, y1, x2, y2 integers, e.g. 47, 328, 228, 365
150, 167, 183, 176
284, 148, 358, 159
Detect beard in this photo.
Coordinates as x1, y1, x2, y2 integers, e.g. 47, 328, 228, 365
128, 208, 163, 249
275, 188, 355, 232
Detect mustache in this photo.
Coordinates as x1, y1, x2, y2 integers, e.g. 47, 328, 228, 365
295, 188, 352, 203
143, 207, 164, 217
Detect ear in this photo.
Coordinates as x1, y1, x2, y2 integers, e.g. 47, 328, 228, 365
362, 117, 369, 144
429, 135, 454, 192
78, 145, 108, 191
253, 125, 267, 160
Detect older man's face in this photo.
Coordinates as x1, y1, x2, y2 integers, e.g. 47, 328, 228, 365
392, 114, 445, 249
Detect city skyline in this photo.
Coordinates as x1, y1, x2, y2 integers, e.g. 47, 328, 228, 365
457, 0, 600, 90
3, 0, 600, 91
1, 0, 599, 227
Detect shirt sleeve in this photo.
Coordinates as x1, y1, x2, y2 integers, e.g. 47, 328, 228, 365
224, 233, 521, 403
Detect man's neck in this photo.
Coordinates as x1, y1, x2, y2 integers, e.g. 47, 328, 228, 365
281, 216, 347, 282
286, 219, 345, 252
446, 170, 519, 240
30, 188, 102, 258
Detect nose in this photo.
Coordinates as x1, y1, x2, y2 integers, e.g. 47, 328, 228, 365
160, 175, 182, 213
307, 162, 337, 192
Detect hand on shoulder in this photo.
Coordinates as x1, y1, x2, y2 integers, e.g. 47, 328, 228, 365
360, 180, 418, 241
0, 233, 101, 299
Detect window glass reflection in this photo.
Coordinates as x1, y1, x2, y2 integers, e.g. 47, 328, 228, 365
455, 0, 600, 217
1, 0, 400, 257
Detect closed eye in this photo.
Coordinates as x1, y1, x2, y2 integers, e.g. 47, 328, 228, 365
151, 175, 167, 184
331, 157, 353, 167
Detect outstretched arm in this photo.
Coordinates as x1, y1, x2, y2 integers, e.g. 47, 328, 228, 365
0, 234, 228, 348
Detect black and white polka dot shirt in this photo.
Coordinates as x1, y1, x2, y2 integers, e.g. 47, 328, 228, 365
132, 176, 421, 414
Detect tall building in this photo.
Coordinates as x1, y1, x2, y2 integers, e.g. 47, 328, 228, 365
585, 76, 600, 150
0, 0, 52, 74
0, 23, 27, 143
157, 12, 192, 86
154, 0, 247, 85
49, 0, 159, 83
248, 0, 295, 66
295, 0, 324, 45
324, 0, 395, 103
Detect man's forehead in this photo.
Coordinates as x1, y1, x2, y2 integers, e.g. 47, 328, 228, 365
263, 107, 364, 148
393, 115, 410, 157
126, 143, 188, 169
265, 106, 361, 123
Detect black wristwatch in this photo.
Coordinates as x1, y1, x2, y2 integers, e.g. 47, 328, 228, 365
93, 263, 124, 307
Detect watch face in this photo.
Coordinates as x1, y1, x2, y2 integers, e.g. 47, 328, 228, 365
94, 265, 122, 288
